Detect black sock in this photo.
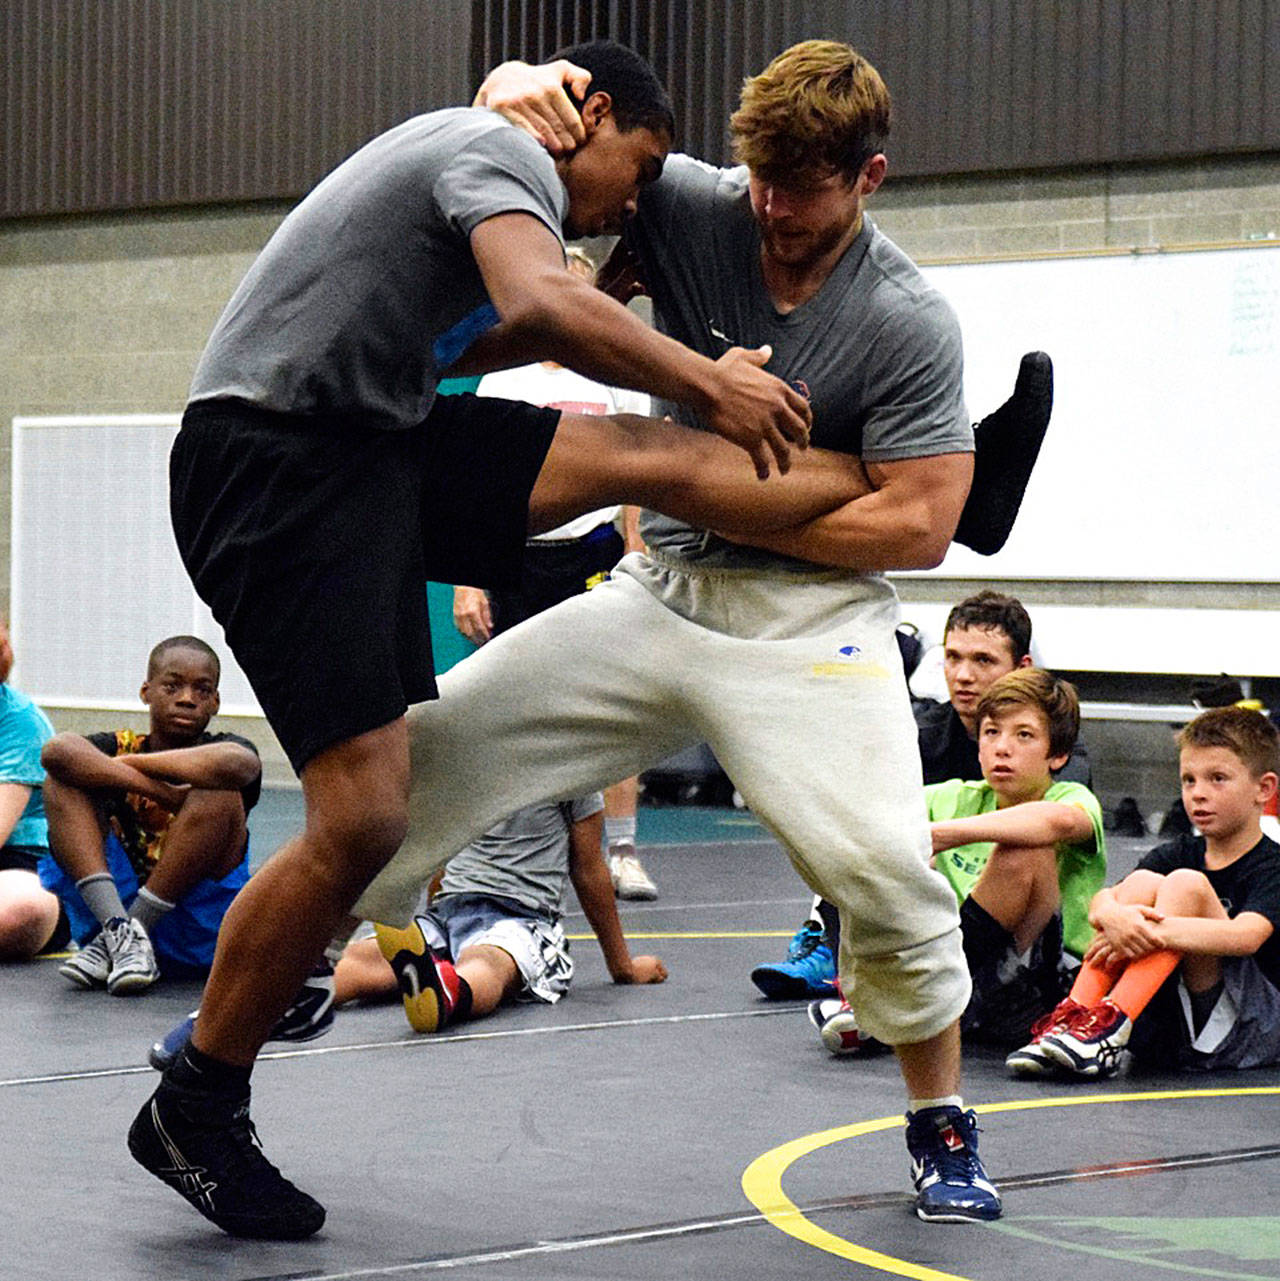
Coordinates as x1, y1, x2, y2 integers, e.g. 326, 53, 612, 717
168, 1042, 252, 1097
451, 975, 474, 1025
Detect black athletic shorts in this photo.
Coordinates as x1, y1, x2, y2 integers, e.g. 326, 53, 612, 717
0, 842, 44, 874
490, 523, 625, 636
171, 394, 559, 773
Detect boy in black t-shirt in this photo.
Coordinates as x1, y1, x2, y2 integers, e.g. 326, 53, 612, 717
38, 636, 260, 992
1008, 706, 1280, 1077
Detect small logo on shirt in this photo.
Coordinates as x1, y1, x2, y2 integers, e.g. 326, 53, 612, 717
838, 644, 861, 658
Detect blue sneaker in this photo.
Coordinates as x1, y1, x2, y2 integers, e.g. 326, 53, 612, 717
750, 921, 836, 1000
905, 1106, 1002, 1223
148, 962, 335, 1071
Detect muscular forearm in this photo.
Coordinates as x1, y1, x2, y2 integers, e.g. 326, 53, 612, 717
722, 452, 971, 571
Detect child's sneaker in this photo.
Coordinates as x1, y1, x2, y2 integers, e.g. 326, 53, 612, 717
268, 961, 336, 1042
806, 996, 888, 1057
750, 921, 837, 1000
148, 963, 337, 1071
375, 913, 462, 1033
58, 931, 113, 989
128, 1077, 325, 1239
1039, 998, 1132, 1078
104, 917, 160, 995
1004, 997, 1086, 1077
905, 1106, 1002, 1223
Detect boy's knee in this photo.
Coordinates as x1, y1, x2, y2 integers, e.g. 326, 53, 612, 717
1158, 865, 1216, 907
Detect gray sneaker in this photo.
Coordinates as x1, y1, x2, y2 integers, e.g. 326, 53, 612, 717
58, 931, 112, 989
103, 916, 160, 995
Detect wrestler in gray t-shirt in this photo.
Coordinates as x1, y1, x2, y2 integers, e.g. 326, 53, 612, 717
189, 109, 567, 431
625, 154, 971, 573
438, 794, 605, 919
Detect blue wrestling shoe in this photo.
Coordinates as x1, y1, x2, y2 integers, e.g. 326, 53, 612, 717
148, 962, 335, 1070
905, 1106, 1002, 1223
750, 921, 836, 1000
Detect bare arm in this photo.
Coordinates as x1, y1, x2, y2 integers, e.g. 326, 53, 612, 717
0, 782, 32, 846
567, 809, 666, 984
469, 212, 811, 478
931, 800, 1095, 857
720, 452, 972, 570
114, 743, 260, 792
42, 732, 258, 798
473, 59, 592, 156
1151, 911, 1274, 957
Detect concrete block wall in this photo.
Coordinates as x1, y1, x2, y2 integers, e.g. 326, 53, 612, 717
3, 151, 1279, 795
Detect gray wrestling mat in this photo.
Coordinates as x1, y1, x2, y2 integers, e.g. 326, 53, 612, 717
5, 795, 1279, 1281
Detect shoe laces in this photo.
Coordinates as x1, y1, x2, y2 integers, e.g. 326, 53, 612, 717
1065, 999, 1124, 1040
788, 922, 824, 961
1029, 997, 1084, 1039
912, 1111, 983, 1182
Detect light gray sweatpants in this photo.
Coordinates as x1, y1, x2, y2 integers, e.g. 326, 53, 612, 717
355, 553, 970, 1044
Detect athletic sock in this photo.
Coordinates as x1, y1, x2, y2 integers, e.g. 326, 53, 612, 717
168, 1041, 252, 1097
1108, 950, 1181, 1021
1067, 957, 1115, 1007
76, 872, 128, 927
129, 885, 175, 933
604, 815, 637, 851
909, 1095, 964, 1114
452, 975, 474, 1024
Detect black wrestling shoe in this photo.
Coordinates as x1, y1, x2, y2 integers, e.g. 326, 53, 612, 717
128, 1078, 326, 1239
954, 351, 1053, 556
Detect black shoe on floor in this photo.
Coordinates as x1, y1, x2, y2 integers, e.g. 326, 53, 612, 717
954, 350, 1053, 556
128, 1078, 326, 1239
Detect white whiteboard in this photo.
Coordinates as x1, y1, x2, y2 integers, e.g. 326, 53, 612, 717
11, 415, 261, 714
910, 244, 1280, 581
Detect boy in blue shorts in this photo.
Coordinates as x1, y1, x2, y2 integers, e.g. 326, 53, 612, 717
39, 636, 260, 992
1010, 705, 1280, 1078
814, 668, 1104, 1053
334, 794, 665, 1029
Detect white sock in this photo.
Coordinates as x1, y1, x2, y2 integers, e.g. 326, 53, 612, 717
129, 884, 175, 933
908, 1095, 964, 1115
604, 815, 637, 850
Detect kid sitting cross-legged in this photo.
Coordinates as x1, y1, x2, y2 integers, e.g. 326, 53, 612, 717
813, 668, 1105, 1054
1009, 705, 1280, 1078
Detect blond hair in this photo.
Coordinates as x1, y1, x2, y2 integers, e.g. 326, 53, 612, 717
976, 668, 1080, 761
731, 40, 891, 183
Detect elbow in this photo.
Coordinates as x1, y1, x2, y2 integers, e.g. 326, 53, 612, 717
226, 748, 261, 790
41, 734, 79, 776
897, 514, 952, 570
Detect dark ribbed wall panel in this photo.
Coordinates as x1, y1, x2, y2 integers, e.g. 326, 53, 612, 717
2, 0, 472, 219
5, 1, 1279, 220
471, 0, 1280, 176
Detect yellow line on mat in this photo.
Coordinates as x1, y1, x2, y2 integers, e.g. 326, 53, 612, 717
566, 930, 795, 941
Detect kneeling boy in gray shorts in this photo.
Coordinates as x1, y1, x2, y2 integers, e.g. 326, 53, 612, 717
335, 794, 666, 1028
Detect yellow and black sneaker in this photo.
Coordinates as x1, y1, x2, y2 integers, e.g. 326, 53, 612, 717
374, 913, 462, 1033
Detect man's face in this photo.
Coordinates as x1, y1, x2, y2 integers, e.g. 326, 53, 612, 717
1180, 744, 1272, 841
747, 168, 865, 269
562, 113, 668, 238
943, 625, 1023, 727
141, 647, 220, 744
978, 704, 1066, 805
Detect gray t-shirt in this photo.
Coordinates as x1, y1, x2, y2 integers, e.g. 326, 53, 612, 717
437, 793, 604, 919
189, 109, 567, 430
625, 154, 971, 572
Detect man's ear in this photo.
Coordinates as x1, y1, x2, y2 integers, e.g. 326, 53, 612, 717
1017, 653, 1034, 669
579, 89, 613, 137
859, 153, 887, 198
139, 681, 151, 707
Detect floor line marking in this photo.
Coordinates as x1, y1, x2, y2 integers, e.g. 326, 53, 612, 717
232, 1143, 1280, 1281
741, 1087, 1280, 1281
0, 1005, 799, 1088
564, 929, 794, 940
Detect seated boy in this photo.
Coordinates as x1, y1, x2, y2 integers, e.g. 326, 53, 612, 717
1010, 705, 1280, 1078
812, 668, 1105, 1054
38, 636, 260, 993
0, 619, 62, 960
335, 793, 667, 1029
